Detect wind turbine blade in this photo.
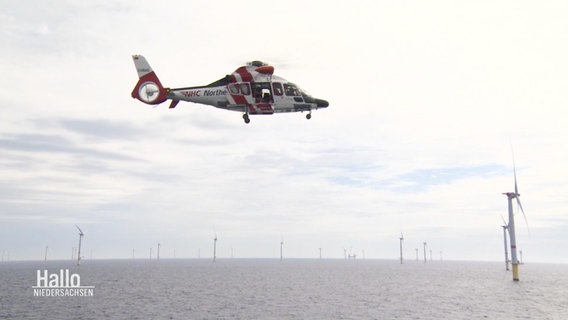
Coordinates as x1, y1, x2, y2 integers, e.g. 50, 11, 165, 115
510, 143, 520, 196
75, 224, 84, 235
500, 215, 508, 227
516, 197, 530, 235
514, 166, 519, 195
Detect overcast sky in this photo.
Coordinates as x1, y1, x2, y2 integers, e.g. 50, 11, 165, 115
1, 0, 567, 263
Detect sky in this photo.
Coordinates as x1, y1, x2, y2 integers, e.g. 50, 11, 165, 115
1, 0, 567, 263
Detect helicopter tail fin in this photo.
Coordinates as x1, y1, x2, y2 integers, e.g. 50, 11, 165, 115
131, 55, 169, 105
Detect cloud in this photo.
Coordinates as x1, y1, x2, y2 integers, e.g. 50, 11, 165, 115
1, 0, 568, 263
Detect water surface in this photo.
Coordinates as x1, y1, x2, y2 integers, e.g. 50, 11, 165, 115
1, 259, 566, 319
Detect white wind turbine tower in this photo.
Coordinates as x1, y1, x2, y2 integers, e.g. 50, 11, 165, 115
501, 217, 510, 271
75, 225, 84, 266
399, 233, 404, 264
213, 234, 218, 262
503, 156, 529, 281
280, 239, 284, 262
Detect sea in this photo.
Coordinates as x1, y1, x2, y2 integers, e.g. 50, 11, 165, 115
1, 259, 566, 319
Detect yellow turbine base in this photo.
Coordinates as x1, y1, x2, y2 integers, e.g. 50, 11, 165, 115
512, 264, 520, 281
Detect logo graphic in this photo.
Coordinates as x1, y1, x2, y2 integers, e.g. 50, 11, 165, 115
32, 269, 94, 297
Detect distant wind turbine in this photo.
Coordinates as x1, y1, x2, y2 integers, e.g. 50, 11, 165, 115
423, 242, 427, 263
501, 220, 510, 271
213, 234, 218, 262
399, 233, 404, 264
280, 239, 284, 261
75, 225, 84, 266
503, 153, 529, 281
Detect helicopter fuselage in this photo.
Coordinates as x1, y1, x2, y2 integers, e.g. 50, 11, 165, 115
131, 55, 328, 123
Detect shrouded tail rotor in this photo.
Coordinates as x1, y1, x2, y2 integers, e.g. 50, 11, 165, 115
131, 55, 169, 105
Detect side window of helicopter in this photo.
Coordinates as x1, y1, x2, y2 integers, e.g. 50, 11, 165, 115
284, 83, 300, 96
229, 83, 240, 95
229, 83, 251, 95
239, 83, 250, 95
272, 83, 283, 96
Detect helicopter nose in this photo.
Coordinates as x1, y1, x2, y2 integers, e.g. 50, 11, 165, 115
316, 98, 329, 109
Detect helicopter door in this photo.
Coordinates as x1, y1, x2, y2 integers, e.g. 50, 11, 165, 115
248, 82, 273, 114
272, 82, 284, 101
269, 82, 286, 112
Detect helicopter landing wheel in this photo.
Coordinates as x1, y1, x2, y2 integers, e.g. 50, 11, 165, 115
306, 113, 312, 120
243, 114, 250, 124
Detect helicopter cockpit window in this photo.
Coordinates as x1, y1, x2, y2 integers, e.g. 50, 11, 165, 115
284, 83, 300, 96
272, 83, 283, 96
300, 88, 315, 103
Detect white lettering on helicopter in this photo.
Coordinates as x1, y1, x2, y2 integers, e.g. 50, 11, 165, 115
181, 89, 226, 98
204, 89, 226, 96
182, 90, 201, 97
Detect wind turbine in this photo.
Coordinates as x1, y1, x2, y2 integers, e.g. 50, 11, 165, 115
503, 157, 529, 281
423, 242, 427, 263
280, 239, 284, 262
399, 233, 404, 264
75, 225, 84, 266
501, 218, 510, 271
213, 234, 217, 262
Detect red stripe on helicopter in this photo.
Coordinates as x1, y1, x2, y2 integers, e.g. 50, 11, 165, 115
249, 103, 274, 114
233, 67, 253, 82
231, 95, 248, 105
131, 71, 168, 105
256, 103, 272, 111
255, 65, 274, 75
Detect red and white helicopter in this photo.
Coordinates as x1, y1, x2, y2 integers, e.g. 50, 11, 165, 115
131, 55, 329, 123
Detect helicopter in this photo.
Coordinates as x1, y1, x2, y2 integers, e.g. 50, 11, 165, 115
131, 55, 329, 123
